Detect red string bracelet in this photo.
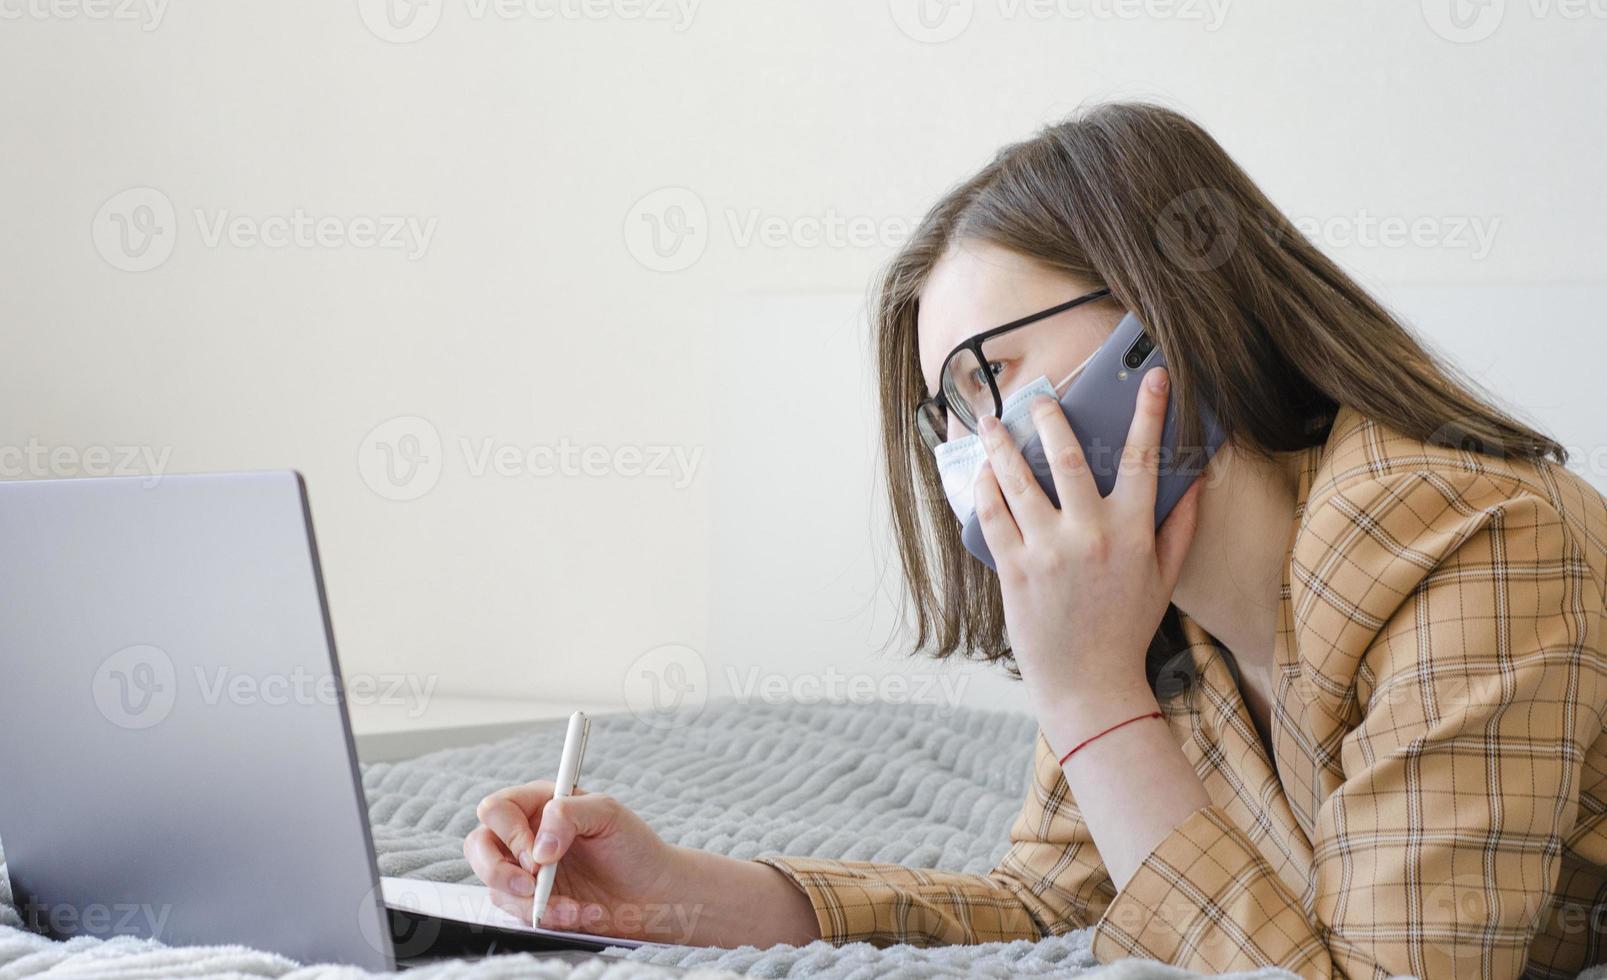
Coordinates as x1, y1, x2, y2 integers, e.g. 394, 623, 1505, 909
1057, 710, 1164, 766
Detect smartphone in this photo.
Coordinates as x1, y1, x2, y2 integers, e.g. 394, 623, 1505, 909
959, 310, 1226, 570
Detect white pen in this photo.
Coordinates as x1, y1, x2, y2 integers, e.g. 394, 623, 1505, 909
532, 710, 590, 926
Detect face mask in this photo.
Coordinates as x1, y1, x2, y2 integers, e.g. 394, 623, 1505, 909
931, 357, 1090, 526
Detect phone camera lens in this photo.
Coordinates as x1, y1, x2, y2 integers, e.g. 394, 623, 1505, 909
1123, 334, 1155, 371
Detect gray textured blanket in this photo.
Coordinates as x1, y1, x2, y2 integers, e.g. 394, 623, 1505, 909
0, 700, 1557, 979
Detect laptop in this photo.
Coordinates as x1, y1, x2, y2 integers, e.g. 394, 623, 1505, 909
0, 472, 657, 970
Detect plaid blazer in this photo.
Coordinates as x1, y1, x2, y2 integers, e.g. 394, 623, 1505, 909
761, 405, 1607, 979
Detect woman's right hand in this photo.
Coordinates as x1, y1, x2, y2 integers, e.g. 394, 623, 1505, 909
466, 782, 686, 940
465, 781, 820, 947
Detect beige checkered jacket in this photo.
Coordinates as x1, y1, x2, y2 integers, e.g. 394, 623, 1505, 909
761, 406, 1607, 979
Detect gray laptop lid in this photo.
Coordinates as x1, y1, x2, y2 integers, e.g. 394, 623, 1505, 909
0, 472, 393, 971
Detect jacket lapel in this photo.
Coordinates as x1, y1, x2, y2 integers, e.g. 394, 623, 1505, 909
1176, 610, 1317, 904
1168, 417, 1355, 907
1270, 425, 1343, 839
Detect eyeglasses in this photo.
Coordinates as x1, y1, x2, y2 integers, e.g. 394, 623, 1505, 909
915, 287, 1112, 450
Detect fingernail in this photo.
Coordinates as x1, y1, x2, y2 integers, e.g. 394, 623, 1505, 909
979, 415, 1000, 435
533, 832, 559, 863
519, 850, 535, 873
510, 874, 535, 897
1148, 369, 1169, 392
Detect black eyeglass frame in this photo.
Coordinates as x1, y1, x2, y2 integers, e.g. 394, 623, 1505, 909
915, 287, 1113, 450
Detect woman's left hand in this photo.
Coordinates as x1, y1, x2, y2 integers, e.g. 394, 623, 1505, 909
972, 365, 1202, 751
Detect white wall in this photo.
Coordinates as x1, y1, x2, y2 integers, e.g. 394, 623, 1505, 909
3, 1, 1604, 722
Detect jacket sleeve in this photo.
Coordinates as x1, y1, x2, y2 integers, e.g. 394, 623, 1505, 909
1087, 470, 1604, 979
758, 731, 1116, 946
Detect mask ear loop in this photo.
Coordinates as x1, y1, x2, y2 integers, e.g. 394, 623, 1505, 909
993, 348, 1102, 421
1052, 346, 1101, 394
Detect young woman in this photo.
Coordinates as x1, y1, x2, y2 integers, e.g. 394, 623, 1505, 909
466, 103, 1607, 979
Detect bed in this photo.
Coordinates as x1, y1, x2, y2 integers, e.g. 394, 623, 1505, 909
0, 700, 1447, 978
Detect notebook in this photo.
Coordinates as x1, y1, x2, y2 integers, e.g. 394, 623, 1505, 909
381, 877, 662, 953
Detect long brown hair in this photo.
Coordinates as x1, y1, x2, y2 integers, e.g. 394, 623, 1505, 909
875, 101, 1565, 693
